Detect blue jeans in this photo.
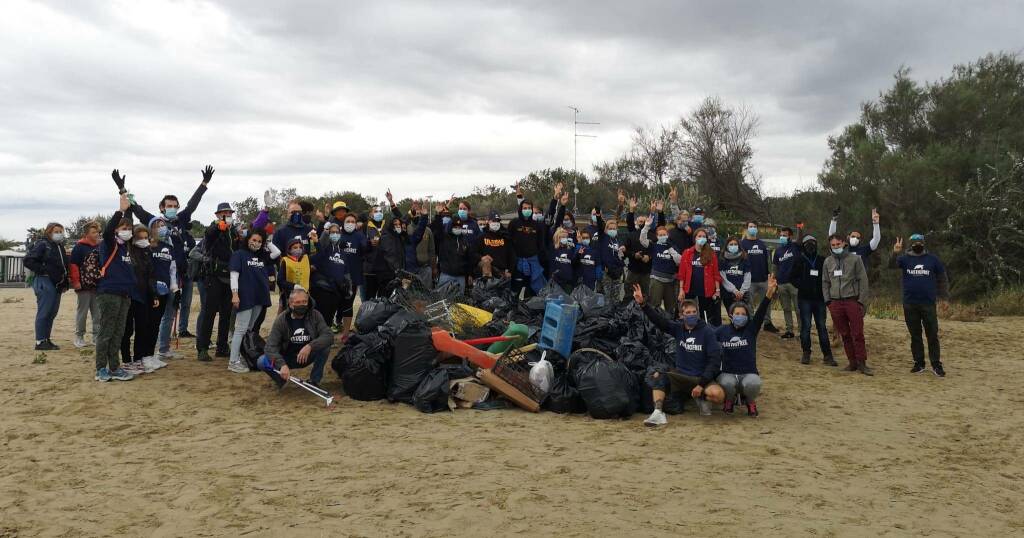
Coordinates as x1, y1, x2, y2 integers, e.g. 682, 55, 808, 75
437, 273, 466, 295
157, 292, 176, 353
32, 276, 61, 342
257, 348, 329, 386
798, 299, 832, 357
177, 276, 194, 335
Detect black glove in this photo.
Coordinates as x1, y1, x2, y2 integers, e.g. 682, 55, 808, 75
202, 165, 215, 184
111, 169, 126, 193
832, 206, 841, 218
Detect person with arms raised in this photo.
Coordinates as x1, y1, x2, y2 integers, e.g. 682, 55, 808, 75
890, 235, 949, 377
93, 191, 138, 382
716, 274, 778, 417
228, 229, 273, 374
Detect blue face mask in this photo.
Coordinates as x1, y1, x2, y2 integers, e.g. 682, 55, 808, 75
732, 314, 749, 328
532, 213, 545, 222
442, 216, 452, 226
290, 212, 303, 225
239, 229, 249, 238
563, 220, 573, 229
683, 314, 700, 326
521, 208, 533, 218
747, 226, 757, 237
727, 244, 739, 254
657, 235, 668, 244
591, 214, 598, 223
693, 215, 704, 224
372, 211, 384, 222
559, 237, 570, 246
457, 209, 468, 220
329, 233, 341, 242
695, 237, 708, 246
157, 227, 169, 239
779, 236, 789, 246
607, 229, 617, 238
163, 207, 178, 219
831, 247, 844, 255
581, 238, 590, 246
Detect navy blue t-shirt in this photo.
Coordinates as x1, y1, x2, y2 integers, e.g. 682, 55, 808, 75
599, 235, 625, 276
577, 245, 600, 289
688, 255, 704, 296
740, 239, 770, 283
650, 242, 679, 277
97, 241, 136, 296
897, 254, 946, 304
229, 249, 272, 311
721, 258, 749, 292
150, 241, 175, 294
773, 243, 798, 284
550, 246, 578, 287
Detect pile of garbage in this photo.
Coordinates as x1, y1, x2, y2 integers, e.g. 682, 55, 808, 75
330, 277, 685, 418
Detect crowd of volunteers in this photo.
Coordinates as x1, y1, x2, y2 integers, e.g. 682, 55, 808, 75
23, 167, 950, 425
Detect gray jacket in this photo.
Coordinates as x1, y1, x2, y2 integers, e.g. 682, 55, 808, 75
264, 304, 333, 365
822, 249, 869, 304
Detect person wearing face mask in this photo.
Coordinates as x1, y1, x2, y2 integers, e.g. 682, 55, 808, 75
772, 227, 800, 339
549, 227, 580, 293
196, 202, 238, 362
437, 205, 480, 294
316, 200, 350, 236
227, 229, 273, 373
361, 204, 390, 299
25, 222, 70, 350
69, 221, 102, 348
272, 199, 317, 257
828, 207, 881, 266
576, 229, 601, 291
624, 201, 664, 301
93, 194, 139, 382
257, 287, 333, 389
640, 220, 682, 315
822, 234, 872, 375
479, 211, 514, 279
715, 274, 778, 417
310, 222, 353, 335
792, 235, 836, 366
335, 214, 368, 339
719, 237, 751, 315
134, 217, 178, 372
677, 228, 722, 326
279, 237, 312, 306
597, 218, 626, 303
584, 206, 605, 241
402, 202, 435, 288
740, 221, 780, 333
369, 216, 407, 294
126, 165, 213, 348
119, 225, 161, 376
702, 218, 721, 255
636, 288, 726, 426
890, 234, 949, 377
688, 207, 707, 233
507, 194, 549, 298
666, 186, 694, 251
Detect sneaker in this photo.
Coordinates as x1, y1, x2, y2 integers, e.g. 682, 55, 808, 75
858, 363, 875, 376
74, 337, 87, 348
228, 361, 250, 374
95, 368, 111, 382
843, 363, 859, 372
747, 401, 759, 417
142, 357, 166, 372
109, 367, 135, 381
781, 331, 795, 340
911, 363, 927, 374
800, 353, 811, 365
763, 323, 780, 334
823, 355, 838, 367
197, 350, 213, 362
932, 364, 946, 378
123, 362, 145, 375
178, 330, 196, 338
694, 398, 712, 416
643, 409, 668, 427
156, 350, 182, 360
34, 340, 57, 351
45, 339, 61, 350
723, 398, 735, 414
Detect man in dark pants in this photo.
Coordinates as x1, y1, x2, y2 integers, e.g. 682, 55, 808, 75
792, 235, 836, 366
196, 202, 236, 362
890, 234, 949, 377
257, 287, 333, 388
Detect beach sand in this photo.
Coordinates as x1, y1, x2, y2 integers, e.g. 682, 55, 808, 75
0, 287, 1021, 537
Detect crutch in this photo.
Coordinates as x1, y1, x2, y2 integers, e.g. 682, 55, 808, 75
274, 369, 334, 407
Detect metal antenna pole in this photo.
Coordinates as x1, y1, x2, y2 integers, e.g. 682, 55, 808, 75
567, 105, 600, 213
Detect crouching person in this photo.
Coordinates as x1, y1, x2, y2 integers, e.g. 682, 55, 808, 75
257, 287, 332, 389
716, 274, 778, 418
632, 284, 724, 426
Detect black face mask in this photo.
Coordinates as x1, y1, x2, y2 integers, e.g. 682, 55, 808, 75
911, 244, 924, 254
804, 243, 817, 255
292, 305, 309, 316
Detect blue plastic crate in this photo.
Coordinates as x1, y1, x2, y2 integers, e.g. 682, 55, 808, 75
538, 299, 579, 358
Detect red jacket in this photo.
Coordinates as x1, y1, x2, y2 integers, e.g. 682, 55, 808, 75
677, 246, 721, 298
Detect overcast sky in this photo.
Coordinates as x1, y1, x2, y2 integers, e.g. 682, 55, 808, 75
2, 0, 1021, 239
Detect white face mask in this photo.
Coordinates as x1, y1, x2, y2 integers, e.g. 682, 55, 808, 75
117, 230, 133, 242
134, 239, 150, 248
223, 216, 234, 225
849, 236, 860, 247
343, 222, 356, 233
50, 233, 65, 243
489, 222, 500, 232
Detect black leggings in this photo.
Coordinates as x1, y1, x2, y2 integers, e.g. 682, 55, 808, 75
121, 295, 167, 362
197, 276, 232, 353
312, 287, 341, 328
686, 293, 722, 327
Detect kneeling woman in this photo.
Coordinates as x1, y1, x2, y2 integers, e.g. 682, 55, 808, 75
228, 229, 272, 374
633, 284, 725, 427
716, 274, 777, 417
549, 227, 579, 293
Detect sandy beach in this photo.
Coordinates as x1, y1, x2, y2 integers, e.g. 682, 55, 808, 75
1, 287, 1021, 537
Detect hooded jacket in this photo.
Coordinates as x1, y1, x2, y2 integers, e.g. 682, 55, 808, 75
642, 304, 722, 386
479, 225, 515, 276
264, 299, 333, 365
372, 221, 406, 276
129, 182, 207, 271
25, 237, 69, 292
438, 217, 477, 276
507, 199, 546, 259
69, 237, 99, 291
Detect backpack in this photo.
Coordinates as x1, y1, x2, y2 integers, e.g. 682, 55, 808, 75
79, 249, 102, 290
187, 241, 212, 280
240, 330, 266, 371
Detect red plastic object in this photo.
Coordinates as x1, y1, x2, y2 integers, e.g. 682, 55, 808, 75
460, 336, 513, 347
431, 329, 497, 369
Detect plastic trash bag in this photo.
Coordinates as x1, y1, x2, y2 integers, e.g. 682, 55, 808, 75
571, 348, 638, 419
413, 363, 478, 413
331, 333, 391, 401
542, 372, 586, 414
354, 300, 402, 334
529, 354, 555, 397
386, 321, 438, 404
570, 285, 607, 318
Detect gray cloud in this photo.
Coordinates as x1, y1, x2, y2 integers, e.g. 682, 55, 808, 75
0, 0, 1021, 239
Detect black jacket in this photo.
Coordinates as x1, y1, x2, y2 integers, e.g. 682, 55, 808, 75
25, 238, 70, 292
479, 226, 515, 276
438, 217, 478, 277
371, 225, 405, 276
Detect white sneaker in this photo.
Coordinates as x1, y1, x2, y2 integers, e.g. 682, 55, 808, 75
157, 350, 182, 360
74, 337, 87, 348
694, 398, 712, 416
141, 357, 166, 372
643, 409, 668, 427
228, 361, 250, 374
123, 362, 145, 375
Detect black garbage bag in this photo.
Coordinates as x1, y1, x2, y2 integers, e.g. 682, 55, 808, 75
387, 320, 438, 404
354, 300, 402, 334
412, 362, 478, 413
379, 309, 428, 340
434, 278, 463, 299
240, 330, 266, 371
570, 286, 608, 318
479, 296, 511, 317
542, 372, 586, 414
331, 333, 391, 401
616, 338, 653, 374
571, 348, 638, 419
470, 276, 514, 304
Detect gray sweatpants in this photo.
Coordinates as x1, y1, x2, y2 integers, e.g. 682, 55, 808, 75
230, 306, 263, 367
749, 282, 774, 328
717, 373, 762, 402
75, 290, 100, 340
778, 282, 799, 332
